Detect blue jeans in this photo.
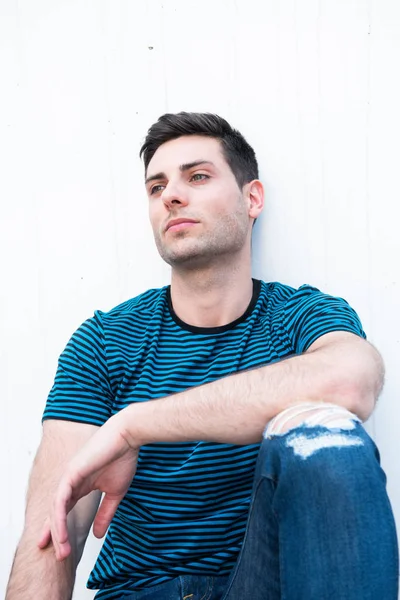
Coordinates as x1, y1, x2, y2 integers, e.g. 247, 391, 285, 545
123, 414, 399, 599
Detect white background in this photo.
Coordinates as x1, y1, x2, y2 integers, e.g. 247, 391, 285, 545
1, 0, 399, 597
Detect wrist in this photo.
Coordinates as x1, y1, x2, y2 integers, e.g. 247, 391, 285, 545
113, 403, 147, 449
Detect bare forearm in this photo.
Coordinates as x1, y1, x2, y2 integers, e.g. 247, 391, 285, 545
6, 421, 101, 599
7, 472, 78, 599
121, 337, 382, 446
7, 488, 101, 599
6, 538, 75, 600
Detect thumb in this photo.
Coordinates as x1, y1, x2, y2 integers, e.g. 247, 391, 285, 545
92, 494, 123, 539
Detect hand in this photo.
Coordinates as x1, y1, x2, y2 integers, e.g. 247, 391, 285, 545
37, 415, 139, 561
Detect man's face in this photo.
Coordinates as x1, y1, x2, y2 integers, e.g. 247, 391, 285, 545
145, 135, 253, 269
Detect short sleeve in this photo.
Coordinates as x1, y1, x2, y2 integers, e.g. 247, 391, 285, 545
42, 311, 114, 426
283, 285, 366, 354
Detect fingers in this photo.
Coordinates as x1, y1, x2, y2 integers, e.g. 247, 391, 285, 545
93, 494, 123, 538
37, 492, 72, 561
37, 518, 51, 549
37, 518, 70, 561
54, 538, 72, 561
51, 480, 75, 561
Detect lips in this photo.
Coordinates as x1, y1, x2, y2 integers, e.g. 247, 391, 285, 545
165, 218, 199, 232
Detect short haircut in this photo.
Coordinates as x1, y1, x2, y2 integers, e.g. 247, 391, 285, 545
140, 112, 259, 188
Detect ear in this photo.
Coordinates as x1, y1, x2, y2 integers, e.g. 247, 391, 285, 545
244, 180, 264, 220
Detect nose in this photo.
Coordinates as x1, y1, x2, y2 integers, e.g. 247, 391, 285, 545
161, 181, 189, 209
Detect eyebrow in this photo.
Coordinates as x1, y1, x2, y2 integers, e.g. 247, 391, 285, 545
145, 160, 216, 185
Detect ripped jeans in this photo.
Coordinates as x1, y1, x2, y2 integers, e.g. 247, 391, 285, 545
124, 404, 399, 600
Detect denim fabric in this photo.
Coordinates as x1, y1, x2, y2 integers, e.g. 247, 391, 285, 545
123, 421, 399, 599
122, 575, 229, 599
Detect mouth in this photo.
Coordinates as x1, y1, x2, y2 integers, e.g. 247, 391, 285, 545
165, 218, 199, 232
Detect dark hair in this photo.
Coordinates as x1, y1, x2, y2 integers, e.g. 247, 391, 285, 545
139, 112, 259, 188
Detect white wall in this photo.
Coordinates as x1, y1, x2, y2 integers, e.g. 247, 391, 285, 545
1, 1, 399, 597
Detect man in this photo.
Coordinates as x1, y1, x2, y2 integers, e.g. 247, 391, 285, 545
7, 112, 398, 599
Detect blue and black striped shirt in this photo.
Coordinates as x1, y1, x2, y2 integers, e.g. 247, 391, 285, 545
43, 280, 365, 597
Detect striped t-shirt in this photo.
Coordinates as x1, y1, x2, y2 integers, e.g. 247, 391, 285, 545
43, 280, 365, 598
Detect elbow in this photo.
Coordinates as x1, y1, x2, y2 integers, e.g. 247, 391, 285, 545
333, 343, 385, 422
330, 382, 376, 423
347, 388, 376, 423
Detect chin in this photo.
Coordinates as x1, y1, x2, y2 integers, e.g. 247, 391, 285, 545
159, 247, 209, 268
159, 239, 202, 262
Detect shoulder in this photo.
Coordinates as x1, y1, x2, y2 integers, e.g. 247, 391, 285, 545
69, 287, 169, 351
258, 281, 365, 352
95, 286, 169, 325
257, 280, 365, 350
257, 280, 314, 312
258, 280, 348, 310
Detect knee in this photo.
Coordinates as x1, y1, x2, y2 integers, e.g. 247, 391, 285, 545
261, 403, 381, 485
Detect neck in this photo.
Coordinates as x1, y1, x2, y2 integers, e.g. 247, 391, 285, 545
170, 259, 254, 328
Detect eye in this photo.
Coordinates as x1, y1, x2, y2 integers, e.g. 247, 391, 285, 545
150, 184, 165, 195
190, 173, 210, 182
